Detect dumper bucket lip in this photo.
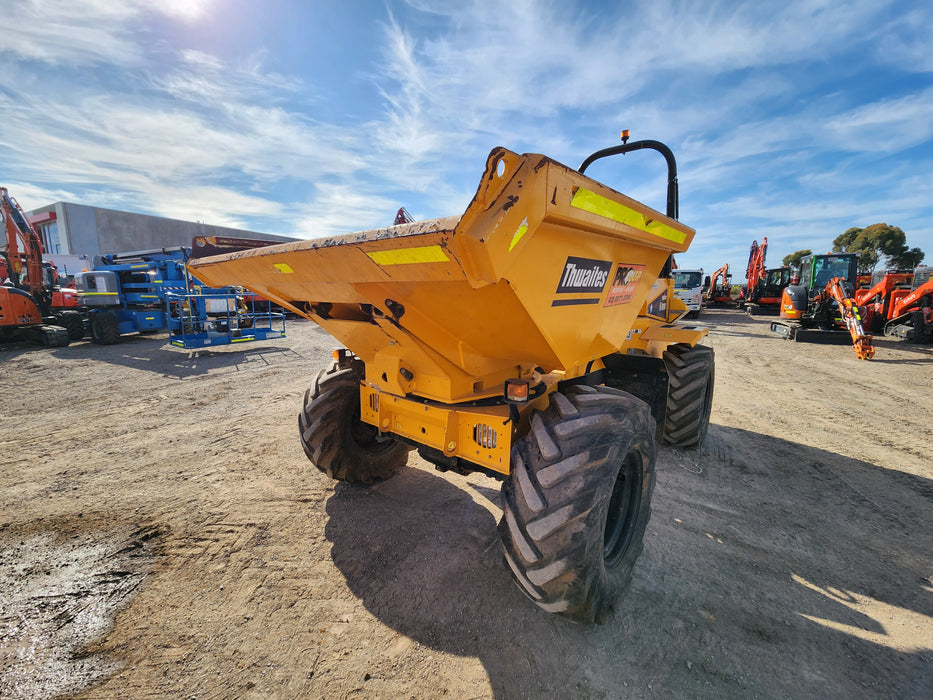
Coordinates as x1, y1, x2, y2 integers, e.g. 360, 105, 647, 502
189, 215, 462, 266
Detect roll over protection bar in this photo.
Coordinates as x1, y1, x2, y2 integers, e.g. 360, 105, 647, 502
579, 136, 680, 277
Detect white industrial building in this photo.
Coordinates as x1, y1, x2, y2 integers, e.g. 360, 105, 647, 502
25, 201, 295, 277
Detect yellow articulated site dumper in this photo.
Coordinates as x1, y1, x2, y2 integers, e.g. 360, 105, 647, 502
188, 135, 714, 623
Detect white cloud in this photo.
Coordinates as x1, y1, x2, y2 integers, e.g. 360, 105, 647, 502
0, 0, 142, 66
0, 0, 217, 67
146, 0, 215, 24
288, 183, 400, 238
135, 182, 282, 228
156, 48, 305, 105
875, 7, 933, 73
387, 0, 885, 117
823, 88, 933, 152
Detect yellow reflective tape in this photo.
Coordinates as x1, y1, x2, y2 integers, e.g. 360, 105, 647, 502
508, 218, 529, 252
140, 295, 158, 299
367, 245, 450, 265
81, 292, 118, 296
570, 188, 686, 244
274, 263, 294, 273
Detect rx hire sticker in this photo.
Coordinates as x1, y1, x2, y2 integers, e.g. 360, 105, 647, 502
604, 264, 645, 307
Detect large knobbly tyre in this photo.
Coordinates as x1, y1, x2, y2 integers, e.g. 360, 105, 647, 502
499, 385, 657, 624
55, 310, 85, 340
662, 343, 714, 448
299, 364, 409, 483
90, 311, 120, 345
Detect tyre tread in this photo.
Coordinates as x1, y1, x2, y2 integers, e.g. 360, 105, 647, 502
662, 343, 714, 448
298, 364, 409, 483
499, 385, 657, 623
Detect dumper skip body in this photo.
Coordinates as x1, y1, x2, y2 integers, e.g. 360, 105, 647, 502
189, 142, 714, 623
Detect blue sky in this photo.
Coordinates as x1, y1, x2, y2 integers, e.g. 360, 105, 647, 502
1, 0, 931, 280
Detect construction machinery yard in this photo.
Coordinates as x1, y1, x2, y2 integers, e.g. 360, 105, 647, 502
2, 188, 286, 352
2, 137, 932, 698
1, 309, 931, 698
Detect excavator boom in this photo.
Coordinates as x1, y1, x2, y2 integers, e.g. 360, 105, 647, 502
1, 187, 44, 297
746, 238, 767, 291
824, 276, 874, 360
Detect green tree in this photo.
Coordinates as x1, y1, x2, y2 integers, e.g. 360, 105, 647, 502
891, 246, 925, 270
833, 224, 925, 273
833, 227, 877, 273
782, 249, 811, 271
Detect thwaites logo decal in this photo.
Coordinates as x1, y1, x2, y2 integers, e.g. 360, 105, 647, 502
604, 264, 645, 307
552, 256, 612, 306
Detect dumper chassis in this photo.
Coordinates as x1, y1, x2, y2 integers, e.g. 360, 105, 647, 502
190, 135, 714, 623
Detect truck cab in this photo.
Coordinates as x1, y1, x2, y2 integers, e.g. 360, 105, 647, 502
673, 268, 704, 317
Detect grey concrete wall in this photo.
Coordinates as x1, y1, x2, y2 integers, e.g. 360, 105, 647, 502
61, 203, 100, 256
93, 209, 293, 255
27, 202, 296, 258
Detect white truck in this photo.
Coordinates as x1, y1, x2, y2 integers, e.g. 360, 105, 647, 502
673, 268, 704, 317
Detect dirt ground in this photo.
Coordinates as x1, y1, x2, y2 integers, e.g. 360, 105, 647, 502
1, 308, 931, 699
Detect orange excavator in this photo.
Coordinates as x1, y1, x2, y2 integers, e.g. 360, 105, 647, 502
770, 252, 874, 359
743, 237, 792, 314
857, 267, 933, 343
1, 186, 72, 346
705, 263, 732, 304
745, 238, 767, 295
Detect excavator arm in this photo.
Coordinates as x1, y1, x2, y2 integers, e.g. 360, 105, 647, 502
744, 238, 769, 305
1, 187, 45, 298
824, 276, 874, 360
746, 238, 767, 290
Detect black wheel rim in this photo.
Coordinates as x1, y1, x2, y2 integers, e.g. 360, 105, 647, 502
604, 452, 641, 568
